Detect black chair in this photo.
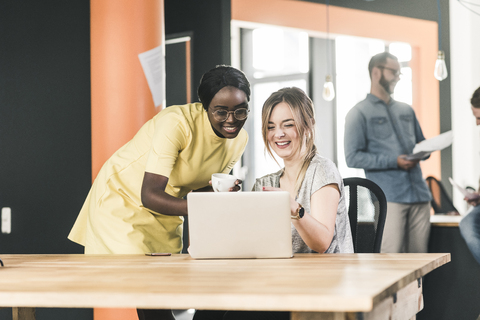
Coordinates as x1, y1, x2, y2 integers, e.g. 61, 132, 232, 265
425, 176, 459, 215
343, 177, 387, 253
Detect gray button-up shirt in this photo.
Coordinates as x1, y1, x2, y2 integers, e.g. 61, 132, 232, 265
344, 94, 431, 203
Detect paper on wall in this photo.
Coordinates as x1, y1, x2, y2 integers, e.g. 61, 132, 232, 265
138, 45, 165, 108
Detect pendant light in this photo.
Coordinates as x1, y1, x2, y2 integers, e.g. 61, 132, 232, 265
434, 0, 448, 81
322, 0, 335, 101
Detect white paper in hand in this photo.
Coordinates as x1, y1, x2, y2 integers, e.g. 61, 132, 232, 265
403, 130, 453, 161
449, 177, 480, 201
412, 130, 453, 154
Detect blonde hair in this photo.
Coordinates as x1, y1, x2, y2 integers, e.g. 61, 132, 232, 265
261, 87, 317, 194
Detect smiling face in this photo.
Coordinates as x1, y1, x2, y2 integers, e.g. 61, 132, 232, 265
207, 86, 249, 139
266, 102, 301, 161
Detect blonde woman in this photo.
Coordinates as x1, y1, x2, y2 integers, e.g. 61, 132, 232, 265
254, 86, 353, 254
193, 87, 352, 320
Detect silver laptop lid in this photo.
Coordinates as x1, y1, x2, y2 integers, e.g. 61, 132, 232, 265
187, 191, 293, 259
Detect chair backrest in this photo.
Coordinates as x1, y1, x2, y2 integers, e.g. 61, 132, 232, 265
425, 176, 458, 215
343, 177, 387, 253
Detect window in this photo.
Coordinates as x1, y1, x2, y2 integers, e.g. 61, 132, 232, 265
238, 26, 309, 189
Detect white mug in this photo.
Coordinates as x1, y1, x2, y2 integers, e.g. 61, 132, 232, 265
211, 173, 237, 192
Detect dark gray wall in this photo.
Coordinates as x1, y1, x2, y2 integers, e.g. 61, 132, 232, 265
0, 1, 91, 254
165, 0, 232, 100
0, 1, 93, 319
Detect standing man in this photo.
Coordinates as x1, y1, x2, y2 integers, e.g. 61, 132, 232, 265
459, 86, 480, 264
344, 52, 432, 253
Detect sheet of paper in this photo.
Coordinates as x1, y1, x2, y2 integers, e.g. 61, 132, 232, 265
449, 177, 480, 201
138, 45, 165, 108
412, 130, 453, 154
402, 151, 432, 161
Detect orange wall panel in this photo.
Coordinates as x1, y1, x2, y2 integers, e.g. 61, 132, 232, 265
91, 0, 164, 180
90, 1, 164, 319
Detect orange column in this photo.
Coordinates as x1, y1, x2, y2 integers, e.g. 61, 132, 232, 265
90, 1, 164, 319
91, 0, 164, 179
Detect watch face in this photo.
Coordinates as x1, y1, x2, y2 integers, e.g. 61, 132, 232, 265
299, 207, 305, 218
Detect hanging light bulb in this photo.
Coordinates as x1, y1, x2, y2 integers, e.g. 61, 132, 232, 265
322, 74, 335, 101
434, 50, 448, 81
434, 1, 448, 81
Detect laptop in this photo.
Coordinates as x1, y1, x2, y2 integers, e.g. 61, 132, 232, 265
187, 191, 293, 259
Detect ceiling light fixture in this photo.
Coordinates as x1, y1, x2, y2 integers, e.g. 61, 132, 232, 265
434, 0, 448, 81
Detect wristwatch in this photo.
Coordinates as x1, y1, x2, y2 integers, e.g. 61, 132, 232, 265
291, 203, 305, 220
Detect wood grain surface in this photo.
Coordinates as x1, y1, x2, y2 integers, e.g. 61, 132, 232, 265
0, 253, 449, 313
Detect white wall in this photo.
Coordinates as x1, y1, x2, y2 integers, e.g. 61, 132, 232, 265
450, 0, 480, 213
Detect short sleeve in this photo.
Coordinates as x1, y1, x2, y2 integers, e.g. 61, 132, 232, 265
145, 112, 189, 178
305, 157, 342, 196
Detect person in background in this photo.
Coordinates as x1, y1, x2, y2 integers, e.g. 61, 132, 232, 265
459, 86, 480, 265
193, 87, 353, 320
68, 65, 250, 320
344, 52, 432, 253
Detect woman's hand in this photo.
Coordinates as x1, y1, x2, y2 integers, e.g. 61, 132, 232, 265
203, 179, 243, 192
465, 193, 480, 207
229, 179, 243, 192
262, 186, 298, 214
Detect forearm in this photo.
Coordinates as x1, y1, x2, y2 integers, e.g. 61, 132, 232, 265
292, 215, 333, 253
142, 189, 188, 216
345, 149, 398, 170
141, 172, 188, 216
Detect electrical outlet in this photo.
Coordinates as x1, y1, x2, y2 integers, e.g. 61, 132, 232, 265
1, 207, 11, 234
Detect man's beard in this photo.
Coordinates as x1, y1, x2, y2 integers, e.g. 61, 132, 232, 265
379, 73, 394, 95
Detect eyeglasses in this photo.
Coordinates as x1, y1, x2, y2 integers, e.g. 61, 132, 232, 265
212, 108, 250, 122
377, 65, 402, 77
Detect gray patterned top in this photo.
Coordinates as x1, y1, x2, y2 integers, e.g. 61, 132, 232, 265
253, 154, 354, 253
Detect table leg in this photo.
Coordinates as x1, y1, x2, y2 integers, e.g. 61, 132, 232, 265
291, 279, 423, 320
12, 307, 36, 320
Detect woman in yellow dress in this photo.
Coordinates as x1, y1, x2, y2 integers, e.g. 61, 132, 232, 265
68, 65, 250, 319
69, 65, 250, 254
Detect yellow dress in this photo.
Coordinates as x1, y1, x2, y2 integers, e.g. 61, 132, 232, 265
68, 103, 248, 254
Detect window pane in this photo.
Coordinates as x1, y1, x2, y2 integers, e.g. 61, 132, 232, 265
389, 42, 412, 62
252, 27, 309, 79
394, 67, 413, 105
335, 36, 385, 179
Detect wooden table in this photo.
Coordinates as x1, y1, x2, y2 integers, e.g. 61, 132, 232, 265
430, 214, 463, 227
0, 253, 449, 320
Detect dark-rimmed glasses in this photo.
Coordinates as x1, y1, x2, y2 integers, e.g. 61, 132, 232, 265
377, 65, 402, 77
212, 108, 250, 122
